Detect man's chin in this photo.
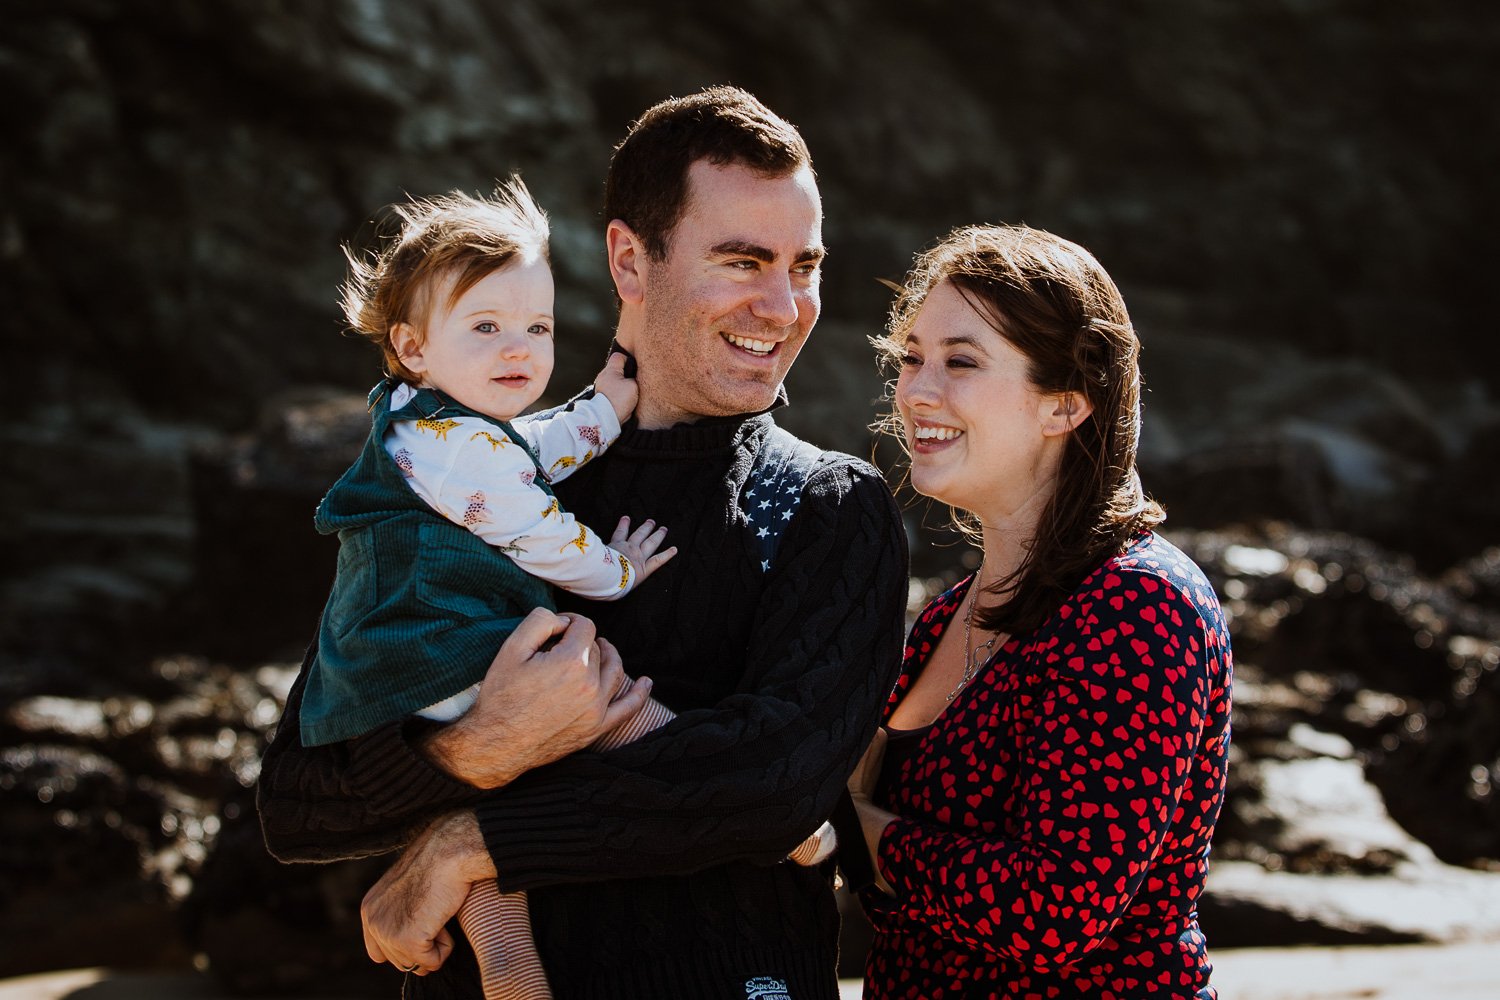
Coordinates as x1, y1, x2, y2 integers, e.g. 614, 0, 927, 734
709, 380, 781, 417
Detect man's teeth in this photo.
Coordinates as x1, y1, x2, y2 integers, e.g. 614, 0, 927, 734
914, 426, 962, 441
725, 334, 775, 355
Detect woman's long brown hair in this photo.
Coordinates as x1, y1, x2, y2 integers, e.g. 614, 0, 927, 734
876, 225, 1165, 636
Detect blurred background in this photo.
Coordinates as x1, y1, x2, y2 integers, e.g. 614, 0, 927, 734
3, 0, 1498, 994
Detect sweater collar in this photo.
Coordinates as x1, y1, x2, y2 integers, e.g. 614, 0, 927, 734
611, 385, 788, 457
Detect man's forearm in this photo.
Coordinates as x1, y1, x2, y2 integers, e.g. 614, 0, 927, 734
358, 810, 500, 975
257, 612, 645, 862
256, 658, 485, 863
417, 713, 532, 789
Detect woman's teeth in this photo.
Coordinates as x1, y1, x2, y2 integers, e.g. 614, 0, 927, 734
725, 333, 775, 356
914, 426, 962, 441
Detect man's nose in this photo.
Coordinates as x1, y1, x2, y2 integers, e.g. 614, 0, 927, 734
750, 272, 799, 328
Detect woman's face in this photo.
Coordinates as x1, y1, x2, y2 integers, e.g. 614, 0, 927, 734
894, 282, 1061, 522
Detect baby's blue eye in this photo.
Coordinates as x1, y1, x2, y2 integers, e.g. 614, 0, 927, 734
475, 322, 497, 334
528, 323, 552, 336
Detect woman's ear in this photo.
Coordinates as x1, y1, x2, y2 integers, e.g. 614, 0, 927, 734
390, 322, 427, 376
606, 219, 647, 306
1040, 390, 1093, 437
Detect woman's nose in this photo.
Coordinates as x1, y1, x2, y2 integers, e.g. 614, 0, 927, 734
897, 368, 939, 408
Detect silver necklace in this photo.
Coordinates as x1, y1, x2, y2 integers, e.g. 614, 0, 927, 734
950, 568, 1002, 702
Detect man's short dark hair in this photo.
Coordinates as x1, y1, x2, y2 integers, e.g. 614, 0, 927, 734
604, 86, 812, 261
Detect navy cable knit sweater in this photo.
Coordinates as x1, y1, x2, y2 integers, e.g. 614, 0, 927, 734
257, 406, 908, 1000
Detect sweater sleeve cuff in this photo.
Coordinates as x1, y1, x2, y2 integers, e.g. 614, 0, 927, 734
345, 718, 485, 815
474, 778, 603, 892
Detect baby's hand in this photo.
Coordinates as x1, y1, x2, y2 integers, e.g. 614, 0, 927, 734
609, 516, 677, 586
595, 352, 637, 426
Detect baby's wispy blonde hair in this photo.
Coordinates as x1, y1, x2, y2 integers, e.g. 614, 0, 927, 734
340, 176, 550, 384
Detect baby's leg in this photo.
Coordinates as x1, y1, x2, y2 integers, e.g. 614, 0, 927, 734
786, 821, 838, 865
589, 676, 676, 750
591, 677, 837, 865
454, 681, 672, 999
458, 879, 551, 1000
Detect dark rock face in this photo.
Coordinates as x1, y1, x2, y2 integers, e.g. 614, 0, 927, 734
1171, 527, 1500, 869
7, 1, 1498, 672
5, 0, 1500, 988
0, 656, 399, 992
184, 388, 369, 663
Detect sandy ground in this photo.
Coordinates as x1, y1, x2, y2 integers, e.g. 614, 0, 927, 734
3, 942, 1498, 1000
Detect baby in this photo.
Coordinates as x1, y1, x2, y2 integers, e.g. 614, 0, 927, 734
301, 179, 831, 1000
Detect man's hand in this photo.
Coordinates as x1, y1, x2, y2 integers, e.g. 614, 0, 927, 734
421, 608, 654, 789
361, 811, 494, 975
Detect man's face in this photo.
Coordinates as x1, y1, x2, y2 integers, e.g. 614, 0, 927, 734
634, 160, 824, 425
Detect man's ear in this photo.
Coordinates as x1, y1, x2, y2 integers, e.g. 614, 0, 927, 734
1040, 390, 1093, 437
606, 219, 647, 306
390, 322, 427, 376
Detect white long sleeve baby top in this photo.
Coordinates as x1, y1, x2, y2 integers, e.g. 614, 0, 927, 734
383, 383, 637, 600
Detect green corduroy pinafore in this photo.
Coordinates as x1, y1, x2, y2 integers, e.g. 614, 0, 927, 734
300, 380, 556, 746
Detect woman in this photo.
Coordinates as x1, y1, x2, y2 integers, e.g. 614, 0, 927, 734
848, 225, 1232, 999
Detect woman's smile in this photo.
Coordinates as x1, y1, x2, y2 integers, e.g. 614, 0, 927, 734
909, 419, 964, 453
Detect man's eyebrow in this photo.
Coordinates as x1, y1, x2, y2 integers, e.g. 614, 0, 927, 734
708, 240, 828, 264
709, 240, 776, 262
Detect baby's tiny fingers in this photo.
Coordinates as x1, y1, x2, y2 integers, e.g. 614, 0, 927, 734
640, 527, 671, 555
646, 546, 678, 572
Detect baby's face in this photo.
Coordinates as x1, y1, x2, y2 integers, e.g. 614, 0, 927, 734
401, 256, 556, 422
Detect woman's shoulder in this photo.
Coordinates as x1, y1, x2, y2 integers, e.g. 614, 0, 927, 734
1074, 531, 1229, 637
913, 573, 974, 632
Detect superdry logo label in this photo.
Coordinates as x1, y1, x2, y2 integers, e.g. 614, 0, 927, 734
744, 976, 791, 1000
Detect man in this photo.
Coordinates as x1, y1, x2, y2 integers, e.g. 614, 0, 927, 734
257, 86, 907, 1000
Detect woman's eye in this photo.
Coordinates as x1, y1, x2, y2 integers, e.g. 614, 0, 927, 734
475, 322, 497, 334
947, 355, 977, 369
900, 353, 921, 367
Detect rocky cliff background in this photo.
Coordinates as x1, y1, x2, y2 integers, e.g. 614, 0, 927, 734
3, 0, 1498, 989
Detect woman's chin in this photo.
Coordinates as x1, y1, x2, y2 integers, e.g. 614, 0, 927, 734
908, 468, 957, 506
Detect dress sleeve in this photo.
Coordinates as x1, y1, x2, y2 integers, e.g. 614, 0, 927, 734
875, 570, 1220, 968
509, 392, 621, 484
474, 460, 909, 891
390, 414, 637, 600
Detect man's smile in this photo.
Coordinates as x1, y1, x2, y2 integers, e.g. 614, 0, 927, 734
721, 332, 780, 358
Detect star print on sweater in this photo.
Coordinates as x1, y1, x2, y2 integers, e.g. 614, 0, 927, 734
742, 463, 809, 571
